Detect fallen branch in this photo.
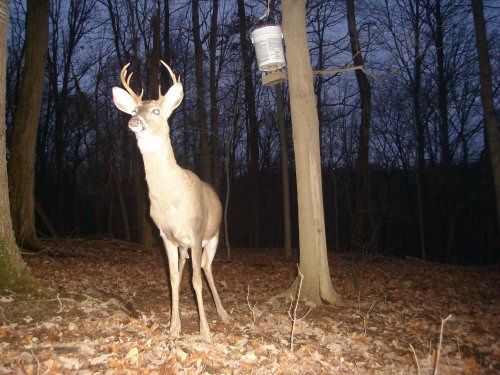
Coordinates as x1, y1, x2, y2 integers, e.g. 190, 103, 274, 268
246, 285, 258, 325
356, 300, 375, 335
409, 343, 420, 375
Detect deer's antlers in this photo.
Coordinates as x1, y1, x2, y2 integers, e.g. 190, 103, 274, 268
120, 63, 144, 103
158, 60, 181, 100
120, 61, 180, 102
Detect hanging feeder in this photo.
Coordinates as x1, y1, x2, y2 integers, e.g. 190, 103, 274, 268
250, 23, 287, 86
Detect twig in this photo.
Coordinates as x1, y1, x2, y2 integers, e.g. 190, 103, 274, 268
30, 349, 40, 375
246, 285, 257, 325
433, 314, 452, 375
409, 344, 420, 375
56, 293, 63, 313
356, 300, 375, 335
287, 266, 312, 351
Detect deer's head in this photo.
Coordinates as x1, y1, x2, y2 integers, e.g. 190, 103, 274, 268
112, 61, 183, 148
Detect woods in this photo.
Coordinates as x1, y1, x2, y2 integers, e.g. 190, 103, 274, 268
3, 0, 499, 265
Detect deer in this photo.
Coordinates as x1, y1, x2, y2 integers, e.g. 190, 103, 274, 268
112, 61, 230, 341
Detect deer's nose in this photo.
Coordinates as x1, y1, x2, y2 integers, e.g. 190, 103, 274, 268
128, 117, 147, 132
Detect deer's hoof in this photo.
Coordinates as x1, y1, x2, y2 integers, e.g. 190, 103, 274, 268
219, 311, 231, 323
169, 323, 181, 338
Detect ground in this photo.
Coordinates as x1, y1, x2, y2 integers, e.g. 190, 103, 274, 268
0, 239, 498, 374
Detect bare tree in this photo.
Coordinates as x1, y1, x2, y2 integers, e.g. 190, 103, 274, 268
471, 0, 500, 235
282, 0, 342, 304
269, 0, 292, 259
346, 0, 372, 253
237, 0, 261, 246
47, 0, 96, 227
209, 0, 221, 194
8, 0, 49, 250
192, 0, 212, 184
0, 0, 38, 290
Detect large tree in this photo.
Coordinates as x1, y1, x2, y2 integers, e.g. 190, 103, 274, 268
8, 0, 50, 251
0, 0, 38, 291
282, 0, 342, 304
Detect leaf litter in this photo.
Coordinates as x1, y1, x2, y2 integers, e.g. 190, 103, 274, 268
0, 239, 498, 374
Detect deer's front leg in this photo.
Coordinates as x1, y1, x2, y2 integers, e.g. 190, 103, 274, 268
161, 233, 181, 337
191, 242, 211, 341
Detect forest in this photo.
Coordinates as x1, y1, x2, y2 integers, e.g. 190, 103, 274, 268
4, 0, 499, 264
1, 0, 499, 373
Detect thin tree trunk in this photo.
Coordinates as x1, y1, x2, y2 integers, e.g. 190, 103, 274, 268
209, 0, 220, 194
471, 0, 500, 235
192, 0, 212, 185
277, 83, 292, 260
269, 0, 292, 260
136, 8, 162, 247
237, 0, 260, 247
282, 0, 341, 305
8, 0, 49, 250
346, 0, 372, 253
413, 0, 427, 260
162, 0, 170, 66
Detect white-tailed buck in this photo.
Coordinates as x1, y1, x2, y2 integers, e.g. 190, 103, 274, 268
112, 61, 229, 340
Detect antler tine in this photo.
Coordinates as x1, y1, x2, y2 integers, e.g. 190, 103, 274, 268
120, 63, 144, 102
160, 60, 181, 85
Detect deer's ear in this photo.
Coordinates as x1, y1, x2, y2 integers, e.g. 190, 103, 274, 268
112, 87, 137, 114
161, 82, 184, 118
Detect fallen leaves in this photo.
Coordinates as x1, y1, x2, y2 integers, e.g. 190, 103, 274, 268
0, 239, 498, 373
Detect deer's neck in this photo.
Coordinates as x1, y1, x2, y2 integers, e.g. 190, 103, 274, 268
137, 136, 186, 196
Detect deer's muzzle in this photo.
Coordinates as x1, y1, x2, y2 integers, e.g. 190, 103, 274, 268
128, 116, 148, 133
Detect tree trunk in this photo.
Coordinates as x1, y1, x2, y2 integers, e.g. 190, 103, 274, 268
0, 0, 38, 290
8, 0, 49, 251
269, 0, 292, 260
192, 0, 212, 185
136, 8, 162, 247
237, 0, 261, 247
277, 83, 293, 260
413, 0, 427, 260
471, 0, 500, 235
282, 0, 341, 305
346, 0, 372, 253
209, 0, 220, 194
162, 0, 170, 77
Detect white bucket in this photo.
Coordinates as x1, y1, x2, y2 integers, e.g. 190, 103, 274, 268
250, 24, 286, 72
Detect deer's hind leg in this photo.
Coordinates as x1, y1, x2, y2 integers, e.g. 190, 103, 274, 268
202, 234, 230, 322
190, 242, 211, 340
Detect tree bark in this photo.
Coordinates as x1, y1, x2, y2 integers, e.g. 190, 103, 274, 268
282, 0, 341, 305
209, 0, 220, 194
8, 0, 49, 250
237, 0, 261, 246
269, 0, 292, 260
136, 8, 162, 247
192, 0, 212, 185
471, 0, 500, 235
0, 0, 38, 290
412, 0, 427, 260
346, 0, 372, 253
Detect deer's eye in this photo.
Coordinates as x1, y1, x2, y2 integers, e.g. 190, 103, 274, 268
152, 108, 160, 115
